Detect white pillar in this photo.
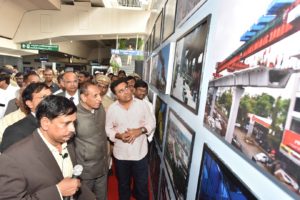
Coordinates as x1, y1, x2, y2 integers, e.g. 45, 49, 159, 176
247, 120, 255, 137
209, 87, 218, 117
225, 87, 245, 142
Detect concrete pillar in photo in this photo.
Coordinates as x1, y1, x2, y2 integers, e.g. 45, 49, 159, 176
209, 87, 218, 117
225, 86, 245, 143
247, 120, 255, 137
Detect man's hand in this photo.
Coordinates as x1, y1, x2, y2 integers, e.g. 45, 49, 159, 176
115, 132, 131, 143
57, 178, 81, 197
125, 128, 143, 143
115, 128, 144, 143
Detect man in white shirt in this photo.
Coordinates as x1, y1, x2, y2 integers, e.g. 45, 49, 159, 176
106, 78, 155, 200
0, 73, 18, 118
133, 79, 155, 142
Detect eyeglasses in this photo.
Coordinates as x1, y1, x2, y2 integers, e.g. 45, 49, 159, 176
116, 87, 129, 95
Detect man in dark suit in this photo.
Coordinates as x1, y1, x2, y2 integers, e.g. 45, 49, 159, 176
0, 82, 51, 152
56, 72, 80, 105
0, 95, 95, 200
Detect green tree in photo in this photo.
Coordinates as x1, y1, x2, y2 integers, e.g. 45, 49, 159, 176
270, 97, 290, 136
253, 93, 275, 117
218, 90, 232, 118
237, 94, 255, 126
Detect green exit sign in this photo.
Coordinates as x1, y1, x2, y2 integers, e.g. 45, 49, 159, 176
21, 43, 59, 51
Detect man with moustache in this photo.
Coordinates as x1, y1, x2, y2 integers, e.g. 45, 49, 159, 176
43, 68, 59, 93
0, 82, 52, 152
106, 78, 155, 200
0, 95, 95, 200
75, 82, 108, 200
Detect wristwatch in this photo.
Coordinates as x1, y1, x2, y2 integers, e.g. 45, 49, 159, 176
141, 127, 147, 134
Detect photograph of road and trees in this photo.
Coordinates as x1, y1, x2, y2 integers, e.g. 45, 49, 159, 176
165, 110, 195, 200
204, 0, 300, 196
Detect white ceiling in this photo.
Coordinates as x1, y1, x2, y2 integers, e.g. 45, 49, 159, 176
0, 0, 152, 59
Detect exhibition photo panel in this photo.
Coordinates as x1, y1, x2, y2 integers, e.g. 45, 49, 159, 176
154, 96, 168, 150
164, 109, 195, 200
162, 0, 177, 41
203, 0, 300, 196
171, 15, 210, 114
196, 144, 257, 200
154, 11, 163, 50
150, 43, 173, 94
175, 0, 207, 27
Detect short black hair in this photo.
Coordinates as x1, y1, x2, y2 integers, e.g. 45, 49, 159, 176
22, 82, 50, 113
134, 79, 148, 89
57, 74, 63, 83
118, 70, 126, 75
15, 72, 23, 77
126, 76, 136, 82
79, 82, 96, 95
23, 71, 39, 83
36, 95, 77, 127
110, 78, 127, 94
78, 71, 90, 77
0, 73, 10, 84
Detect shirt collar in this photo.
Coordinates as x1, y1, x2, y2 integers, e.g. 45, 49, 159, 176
65, 90, 78, 99
78, 102, 95, 113
37, 128, 67, 154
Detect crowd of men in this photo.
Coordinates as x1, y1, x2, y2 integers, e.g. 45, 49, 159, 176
0, 65, 156, 200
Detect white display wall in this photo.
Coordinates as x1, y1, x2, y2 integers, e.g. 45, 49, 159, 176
145, 0, 300, 199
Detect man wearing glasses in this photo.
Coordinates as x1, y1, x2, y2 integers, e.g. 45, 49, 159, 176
105, 78, 155, 200
57, 72, 80, 105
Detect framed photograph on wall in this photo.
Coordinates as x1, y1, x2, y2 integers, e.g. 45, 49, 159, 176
162, 0, 177, 41
202, 0, 300, 197
154, 96, 168, 150
175, 0, 207, 27
150, 43, 175, 94
164, 109, 195, 200
154, 11, 163, 50
196, 144, 257, 199
170, 15, 210, 114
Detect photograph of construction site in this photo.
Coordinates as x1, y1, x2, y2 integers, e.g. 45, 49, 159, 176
204, 0, 300, 196
171, 16, 210, 113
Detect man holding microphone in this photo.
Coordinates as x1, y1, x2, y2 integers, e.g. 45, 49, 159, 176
0, 95, 95, 200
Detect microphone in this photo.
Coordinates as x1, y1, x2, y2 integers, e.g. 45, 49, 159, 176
72, 164, 83, 178
61, 153, 68, 159
64, 164, 83, 200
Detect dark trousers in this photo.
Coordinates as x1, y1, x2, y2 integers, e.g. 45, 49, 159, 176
82, 174, 108, 200
115, 156, 149, 200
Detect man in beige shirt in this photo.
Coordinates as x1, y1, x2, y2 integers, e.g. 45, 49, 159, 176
106, 78, 155, 200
